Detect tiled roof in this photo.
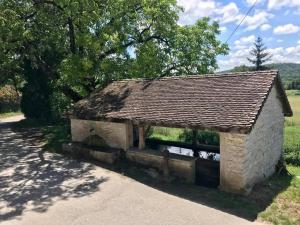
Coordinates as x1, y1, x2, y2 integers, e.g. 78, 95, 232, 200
72, 70, 292, 133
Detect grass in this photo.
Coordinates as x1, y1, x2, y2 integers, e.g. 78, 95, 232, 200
150, 127, 183, 141
0, 111, 21, 118
284, 90, 300, 165
285, 90, 300, 126
258, 166, 300, 225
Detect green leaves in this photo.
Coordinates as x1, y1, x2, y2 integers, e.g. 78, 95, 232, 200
0, 0, 228, 119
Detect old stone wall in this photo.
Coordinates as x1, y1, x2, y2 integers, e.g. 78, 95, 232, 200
244, 85, 284, 186
126, 148, 196, 183
220, 86, 285, 194
219, 133, 248, 193
71, 119, 133, 150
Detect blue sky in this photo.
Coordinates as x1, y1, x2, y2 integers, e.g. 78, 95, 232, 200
177, 0, 300, 71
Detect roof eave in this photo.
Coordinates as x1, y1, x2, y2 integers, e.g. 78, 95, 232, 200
275, 76, 293, 117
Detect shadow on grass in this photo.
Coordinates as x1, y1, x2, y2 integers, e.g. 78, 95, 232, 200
9, 119, 294, 222
0, 120, 108, 222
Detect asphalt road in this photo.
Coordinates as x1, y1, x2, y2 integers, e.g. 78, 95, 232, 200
0, 116, 263, 225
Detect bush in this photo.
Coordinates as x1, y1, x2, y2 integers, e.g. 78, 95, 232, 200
21, 81, 53, 120
50, 91, 73, 120
285, 146, 300, 166
179, 129, 220, 145
0, 85, 20, 113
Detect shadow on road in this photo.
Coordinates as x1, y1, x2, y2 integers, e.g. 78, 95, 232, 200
0, 118, 292, 223
110, 161, 292, 222
0, 121, 108, 222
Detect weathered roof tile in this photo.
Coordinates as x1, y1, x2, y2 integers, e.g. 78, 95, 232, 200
72, 70, 292, 133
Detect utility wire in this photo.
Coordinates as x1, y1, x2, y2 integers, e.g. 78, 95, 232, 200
225, 0, 258, 44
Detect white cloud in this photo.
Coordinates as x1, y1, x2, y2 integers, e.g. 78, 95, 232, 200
220, 26, 227, 32
234, 35, 256, 49
177, 1, 241, 25
178, 1, 274, 32
219, 43, 300, 71
242, 11, 274, 31
260, 23, 272, 31
216, 2, 240, 24
218, 47, 252, 70
273, 24, 300, 34
177, 0, 217, 25
245, 0, 264, 5
298, 40, 300, 44
268, 0, 300, 10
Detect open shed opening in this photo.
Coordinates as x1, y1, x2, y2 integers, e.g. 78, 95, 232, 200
133, 126, 221, 187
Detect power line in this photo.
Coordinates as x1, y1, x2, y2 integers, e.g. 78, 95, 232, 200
225, 0, 258, 44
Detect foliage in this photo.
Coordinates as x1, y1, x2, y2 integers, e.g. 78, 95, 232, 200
0, 0, 228, 119
179, 129, 219, 145
247, 37, 271, 71
0, 85, 20, 113
150, 127, 219, 146
268, 63, 300, 90
149, 127, 183, 141
41, 124, 71, 152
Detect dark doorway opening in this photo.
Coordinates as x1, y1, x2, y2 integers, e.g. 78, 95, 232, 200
195, 158, 220, 188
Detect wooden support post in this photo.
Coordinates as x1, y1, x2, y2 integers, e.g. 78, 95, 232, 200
162, 150, 170, 178
138, 126, 145, 150
125, 121, 133, 150
192, 129, 199, 157
192, 129, 198, 145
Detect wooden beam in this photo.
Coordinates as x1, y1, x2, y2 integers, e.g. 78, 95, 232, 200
138, 126, 145, 150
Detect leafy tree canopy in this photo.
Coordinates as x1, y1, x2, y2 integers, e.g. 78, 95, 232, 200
0, 0, 228, 119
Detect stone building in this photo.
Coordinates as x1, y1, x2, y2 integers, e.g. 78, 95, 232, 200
70, 70, 292, 194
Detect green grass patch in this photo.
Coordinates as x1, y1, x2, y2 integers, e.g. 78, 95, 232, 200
149, 127, 219, 145
150, 127, 183, 141
285, 92, 300, 165
286, 90, 300, 96
258, 166, 300, 225
285, 94, 300, 127
0, 111, 21, 118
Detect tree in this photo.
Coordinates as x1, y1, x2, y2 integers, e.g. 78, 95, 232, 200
231, 64, 252, 72
0, 0, 228, 120
247, 37, 271, 71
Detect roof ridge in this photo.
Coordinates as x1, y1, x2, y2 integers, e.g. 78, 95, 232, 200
115, 70, 279, 82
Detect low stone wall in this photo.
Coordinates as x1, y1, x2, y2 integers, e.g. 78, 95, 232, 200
71, 119, 133, 150
62, 143, 195, 183
126, 148, 196, 184
63, 142, 121, 164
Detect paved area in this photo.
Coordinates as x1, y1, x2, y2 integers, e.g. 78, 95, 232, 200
0, 116, 263, 225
